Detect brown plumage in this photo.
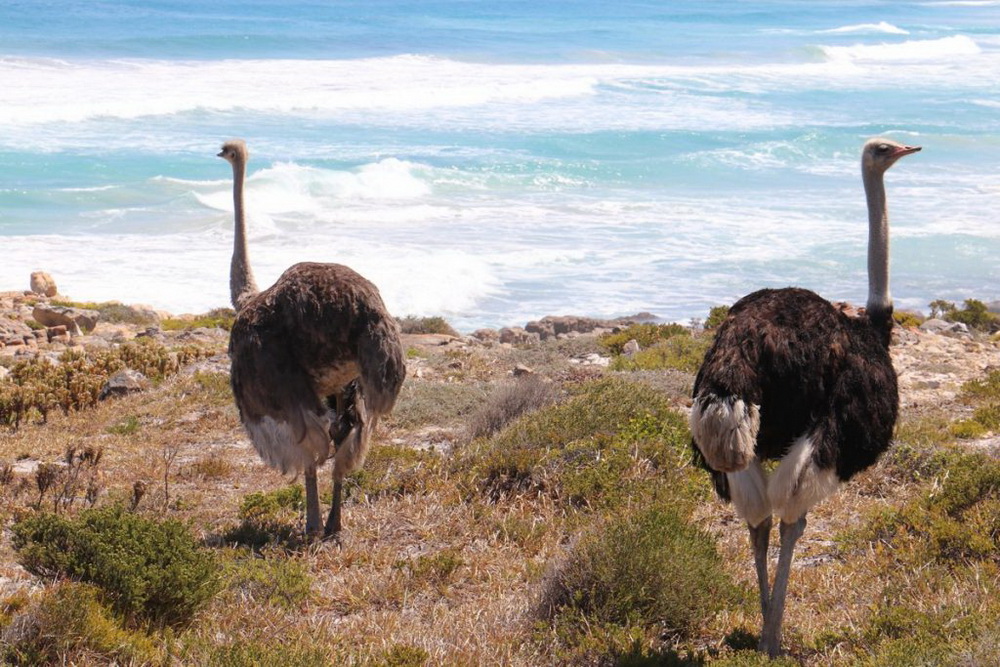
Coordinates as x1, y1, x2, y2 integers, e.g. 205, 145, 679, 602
689, 138, 920, 656
218, 139, 406, 540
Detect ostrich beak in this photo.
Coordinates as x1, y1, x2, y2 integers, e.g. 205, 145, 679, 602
217, 150, 225, 158
893, 145, 922, 158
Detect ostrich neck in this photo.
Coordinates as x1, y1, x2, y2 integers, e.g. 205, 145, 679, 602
230, 159, 259, 310
863, 167, 891, 318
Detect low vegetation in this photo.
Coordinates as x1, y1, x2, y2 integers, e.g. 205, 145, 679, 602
0, 338, 213, 428
397, 315, 460, 337
929, 298, 1000, 332
0, 307, 996, 664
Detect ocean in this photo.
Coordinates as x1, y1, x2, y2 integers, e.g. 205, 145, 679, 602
1, 1, 999, 331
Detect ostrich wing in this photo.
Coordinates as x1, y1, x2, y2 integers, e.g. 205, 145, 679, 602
229, 320, 332, 475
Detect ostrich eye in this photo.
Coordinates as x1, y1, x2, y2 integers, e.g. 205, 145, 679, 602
876, 144, 890, 154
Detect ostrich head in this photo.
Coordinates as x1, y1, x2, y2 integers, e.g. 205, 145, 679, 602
862, 137, 921, 174
218, 139, 249, 165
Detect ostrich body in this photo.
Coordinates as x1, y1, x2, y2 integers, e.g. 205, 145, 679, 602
689, 138, 920, 656
219, 139, 406, 539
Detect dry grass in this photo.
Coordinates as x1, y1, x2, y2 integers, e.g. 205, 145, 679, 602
0, 328, 996, 665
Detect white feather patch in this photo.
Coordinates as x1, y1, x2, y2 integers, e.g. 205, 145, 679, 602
690, 394, 760, 472
727, 459, 771, 528
768, 434, 840, 523
244, 412, 332, 475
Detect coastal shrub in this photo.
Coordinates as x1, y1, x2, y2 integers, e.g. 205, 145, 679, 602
892, 310, 924, 328
223, 554, 312, 609
387, 380, 489, 429
398, 315, 460, 337
199, 641, 330, 667
225, 485, 305, 549
457, 378, 701, 511
161, 307, 236, 332
704, 304, 731, 329
0, 338, 212, 428
845, 447, 999, 563
11, 505, 219, 626
51, 299, 160, 326
538, 503, 736, 641
929, 298, 999, 332
599, 323, 687, 355
609, 333, 712, 373
1, 581, 159, 665
466, 374, 560, 440
351, 442, 442, 501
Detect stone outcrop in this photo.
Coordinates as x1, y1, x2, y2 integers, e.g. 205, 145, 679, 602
0, 317, 35, 348
29, 271, 57, 297
32, 304, 99, 335
99, 369, 151, 401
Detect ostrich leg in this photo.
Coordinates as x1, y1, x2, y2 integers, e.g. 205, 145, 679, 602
304, 464, 322, 538
749, 517, 772, 619
323, 390, 348, 538
325, 480, 344, 538
759, 516, 806, 656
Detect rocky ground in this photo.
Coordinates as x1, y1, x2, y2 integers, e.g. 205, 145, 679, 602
0, 280, 998, 665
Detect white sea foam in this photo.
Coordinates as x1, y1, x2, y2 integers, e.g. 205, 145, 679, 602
820, 22, 909, 35
820, 35, 980, 62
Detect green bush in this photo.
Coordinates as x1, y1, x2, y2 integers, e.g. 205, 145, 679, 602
2, 581, 158, 665
466, 374, 560, 440
161, 307, 236, 332
539, 503, 737, 637
351, 444, 441, 502
930, 298, 999, 332
397, 315, 459, 337
609, 335, 712, 373
704, 305, 731, 329
223, 555, 312, 609
599, 323, 688, 355
225, 485, 305, 549
11, 505, 219, 626
457, 378, 698, 509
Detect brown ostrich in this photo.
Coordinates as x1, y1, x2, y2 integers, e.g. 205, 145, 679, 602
218, 139, 406, 539
690, 137, 921, 655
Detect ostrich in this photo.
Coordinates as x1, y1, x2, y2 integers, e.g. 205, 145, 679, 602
689, 137, 920, 656
218, 139, 406, 540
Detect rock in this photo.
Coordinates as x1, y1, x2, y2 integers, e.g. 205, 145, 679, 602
99, 369, 151, 401
471, 328, 500, 343
499, 327, 539, 345
919, 318, 970, 337
0, 366, 8, 381
0, 317, 35, 347
526, 315, 610, 340
512, 363, 534, 377
622, 339, 641, 356
45, 325, 71, 344
569, 353, 611, 367
32, 304, 99, 335
29, 271, 58, 297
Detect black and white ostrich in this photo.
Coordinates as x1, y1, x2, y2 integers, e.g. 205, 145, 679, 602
218, 139, 406, 540
690, 138, 920, 656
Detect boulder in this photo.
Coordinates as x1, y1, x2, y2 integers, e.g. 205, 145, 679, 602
499, 327, 539, 345
0, 317, 35, 347
471, 328, 500, 343
32, 304, 99, 335
622, 339, 641, 356
99, 369, 151, 401
919, 318, 970, 337
29, 271, 58, 297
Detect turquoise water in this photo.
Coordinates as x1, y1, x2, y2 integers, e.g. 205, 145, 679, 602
1, 1, 999, 330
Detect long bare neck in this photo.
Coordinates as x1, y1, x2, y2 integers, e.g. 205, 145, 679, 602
230, 158, 259, 310
863, 165, 891, 321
